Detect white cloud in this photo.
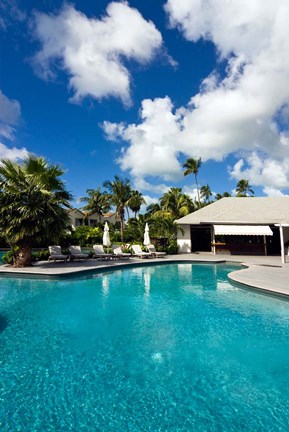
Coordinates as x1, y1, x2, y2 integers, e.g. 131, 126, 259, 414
139, 194, 159, 213
0, 90, 28, 161
229, 152, 289, 194
103, 0, 289, 195
103, 96, 184, 180
0, 90, 21, 126
32, 2, 163, 105
0, 142, 28, 160
133, 176, 171, 195
182, 185, 199, 202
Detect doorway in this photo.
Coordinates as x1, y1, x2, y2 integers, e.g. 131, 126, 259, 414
190, 225, 211, 252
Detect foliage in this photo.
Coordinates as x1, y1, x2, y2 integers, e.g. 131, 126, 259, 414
33, 249, 50, 261
2, 250, 14, 264
71, 225, 102, 247
165, 239, 179, 254
215, 191, 231, 200
125, 214, 148, 242
236, 179, 254, 197
0, 235, 9, 248
159, 187, 195, 219
183, 157, 202, 207
149, 216, 179, 240
200, 184, 212, 203
0, 155, 72, 267
128, 190, 146, 218
79, 187, 110, 220
103, 176, 132, 242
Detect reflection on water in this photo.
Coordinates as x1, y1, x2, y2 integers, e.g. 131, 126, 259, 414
101, 275, 109, 296
144, 272, 151, 296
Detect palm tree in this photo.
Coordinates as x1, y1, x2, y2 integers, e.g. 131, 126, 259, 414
80, 187, 110, 222
146, 202, 162, 216
0, 155, 72, 267
215, 191, 232, 200
126, 214, 148, 241
200, 184, 212, 204
103, 176, 132, 242
236, 179, 254, 197
183, 157, 202, 207
159, 187, 194, 219
128, 190, 146, 218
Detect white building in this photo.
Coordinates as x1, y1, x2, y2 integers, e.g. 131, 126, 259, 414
68, 209, 120, 229
176, 197, 289, 263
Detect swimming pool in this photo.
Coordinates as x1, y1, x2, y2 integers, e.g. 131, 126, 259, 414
1, 263, 289, 431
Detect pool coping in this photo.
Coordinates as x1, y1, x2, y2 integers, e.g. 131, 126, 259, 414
0, 254, 288, 299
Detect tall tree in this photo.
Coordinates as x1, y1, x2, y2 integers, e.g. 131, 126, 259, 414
200, 184, 212, 203
159, 187, 194, 219
183, 157, 202, 207
103, 176, 132, 242
236, 179, 254, 197
146, 202, 162, 216
128, 190, 146, 218
80, 187, 110, 222
0, 156, 72, 267
215, 191, 232, 200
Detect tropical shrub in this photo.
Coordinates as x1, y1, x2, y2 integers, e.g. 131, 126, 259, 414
165, 239, 178, 254
71, 226, 102, 247
0, 156, 72, 267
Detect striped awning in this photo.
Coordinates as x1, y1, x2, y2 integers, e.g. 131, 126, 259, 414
213, 225, 273, 236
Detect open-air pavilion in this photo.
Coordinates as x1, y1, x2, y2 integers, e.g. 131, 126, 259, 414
176, 197, 289, 263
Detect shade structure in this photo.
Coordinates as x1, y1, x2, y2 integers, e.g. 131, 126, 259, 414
143, 223, 151, 246
103, 222, 111, 249
213, 225, 273, 236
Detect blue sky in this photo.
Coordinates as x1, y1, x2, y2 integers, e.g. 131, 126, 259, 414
1, 0, 289, 208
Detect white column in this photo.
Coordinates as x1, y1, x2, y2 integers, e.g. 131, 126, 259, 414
211, 225, 216, 254
279, 224, 285, 264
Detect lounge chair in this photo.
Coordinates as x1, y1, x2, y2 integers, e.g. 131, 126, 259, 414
131, 244, 152, 259
69, 245, 89, 261
146, 244, 166, 258
93, 245, 113, 260
112, 245, 131, 259
48, 245, 69, 262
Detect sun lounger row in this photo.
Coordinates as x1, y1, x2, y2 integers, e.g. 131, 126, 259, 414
48, 245, 89, 262
48, 244, 166, 262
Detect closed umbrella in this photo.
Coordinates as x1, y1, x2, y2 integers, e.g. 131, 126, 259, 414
144, 223, 151, 246
103, 221, 111, 253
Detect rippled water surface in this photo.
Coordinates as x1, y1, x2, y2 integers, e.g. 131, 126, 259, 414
1, 263, 289, 431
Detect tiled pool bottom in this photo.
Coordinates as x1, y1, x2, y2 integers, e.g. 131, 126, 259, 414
1, 263, 289, 431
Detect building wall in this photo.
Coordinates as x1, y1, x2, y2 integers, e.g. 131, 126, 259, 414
68, 209, 85, 228
68, 209, 120, 229
177, 225, 191, 253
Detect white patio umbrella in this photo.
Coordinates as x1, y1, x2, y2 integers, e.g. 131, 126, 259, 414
143, 223, 151, 246
103, 221, 111, 252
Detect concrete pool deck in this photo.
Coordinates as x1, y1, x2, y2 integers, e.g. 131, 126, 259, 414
0, 253, 288, 298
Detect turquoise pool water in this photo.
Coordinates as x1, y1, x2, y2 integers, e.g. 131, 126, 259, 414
1, 263, 289, 431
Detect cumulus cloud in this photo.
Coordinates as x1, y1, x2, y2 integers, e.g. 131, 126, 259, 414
0, 90, 21, 126
133, 175, 171, 195
32, 2, 163, 105
0, 90, 28, 160
0, 142, 28, 160
103, 96, 184, 181
103, 0, 289, 194
229, 152, 289, 196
